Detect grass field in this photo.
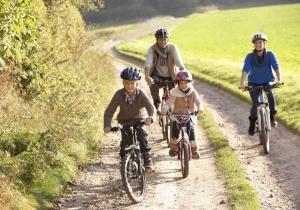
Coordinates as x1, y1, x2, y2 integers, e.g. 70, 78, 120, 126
86, 16, 176, 46
116, 3, 300, 134
86, 24, 142, 45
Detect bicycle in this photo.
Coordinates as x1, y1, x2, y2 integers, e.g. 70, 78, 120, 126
153, 77, 174, 147
244, 82, 283, 154
170, 113, 196, 178
111, 121, 147, 203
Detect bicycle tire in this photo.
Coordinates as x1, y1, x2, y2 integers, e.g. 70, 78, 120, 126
162, 115, 169, 147
121, 152, 146, 203
167, 119, 173, 147
259, 109, 270, 154
180, 141, 190, 178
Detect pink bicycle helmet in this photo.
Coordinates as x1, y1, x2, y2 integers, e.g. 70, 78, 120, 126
175, 70, 193, 82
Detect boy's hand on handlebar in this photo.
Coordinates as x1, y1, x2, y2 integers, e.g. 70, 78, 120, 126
145, 117, 153, 126
145, 76, 154, 86
104, 127, 111, 133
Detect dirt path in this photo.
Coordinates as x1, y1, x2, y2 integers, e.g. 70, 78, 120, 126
57, 67, 230, 210
56, 17, 231, 210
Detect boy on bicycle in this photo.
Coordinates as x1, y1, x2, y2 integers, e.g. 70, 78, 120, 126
239, 33, 283, 136
104, 67, 155, 172
161, 70, 203, 159
144, 28, 185, 110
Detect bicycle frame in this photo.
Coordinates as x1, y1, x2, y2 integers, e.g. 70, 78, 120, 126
111, 122, 148, 203
177, 127, 192, 161
154, 78, 174, 145
113, 124, 144, 174
244, 82, 283, 154
171, 114, 193, 160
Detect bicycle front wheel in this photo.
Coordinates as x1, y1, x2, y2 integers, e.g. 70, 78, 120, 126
180, 141, 190, 178
121, 152, 146, 203
259, 109, 270, 154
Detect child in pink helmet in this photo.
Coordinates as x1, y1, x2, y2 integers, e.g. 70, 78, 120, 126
161, 70, 203, 158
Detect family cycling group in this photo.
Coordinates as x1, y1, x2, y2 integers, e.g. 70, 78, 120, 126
103, 28, 283, 173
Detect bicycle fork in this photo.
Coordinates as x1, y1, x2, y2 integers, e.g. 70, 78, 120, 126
177, 139, 192, 160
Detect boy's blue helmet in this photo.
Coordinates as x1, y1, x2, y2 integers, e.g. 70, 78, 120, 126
120, 67, 141, 80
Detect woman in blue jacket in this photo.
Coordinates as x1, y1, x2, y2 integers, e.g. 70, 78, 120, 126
239, 33, 283, 136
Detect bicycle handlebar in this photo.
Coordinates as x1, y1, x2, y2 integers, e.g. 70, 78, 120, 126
244, 82, 284, 91
170, 112, 198, 117
153, 78, 174, 86
111, 119, 153, 132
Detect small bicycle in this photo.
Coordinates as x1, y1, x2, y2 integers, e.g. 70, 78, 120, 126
170, 113, 196, 178
244, 82, 283, 154
153, 77, 174, 147
111, 121, 146, 203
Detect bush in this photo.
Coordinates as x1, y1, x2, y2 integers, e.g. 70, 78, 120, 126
0, 0, 119, 208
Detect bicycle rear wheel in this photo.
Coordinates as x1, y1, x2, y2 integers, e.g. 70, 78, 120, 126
162, 115, 170, 147
121, 151, 146, 203
163, 115, 172, 147
180, 141, 190, 178
259, 109, 270, 154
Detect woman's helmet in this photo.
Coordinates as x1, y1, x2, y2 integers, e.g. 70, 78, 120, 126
120, 67, 141, 80
175, 70, 193, 82
252, 33, 268, 43
155, 28, 169, 38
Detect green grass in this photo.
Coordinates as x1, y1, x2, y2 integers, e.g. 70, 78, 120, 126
200, 109, 260, 210
86, 16, 178, 46
86, 23, 142, 45
115, 3, 300, 134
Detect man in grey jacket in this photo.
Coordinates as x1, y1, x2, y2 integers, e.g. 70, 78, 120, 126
144, 28, 185, 110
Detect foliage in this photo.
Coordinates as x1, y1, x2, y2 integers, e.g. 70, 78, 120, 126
0, 0, 42, 95
0, 0, 120, 208
70, 0, 104, 11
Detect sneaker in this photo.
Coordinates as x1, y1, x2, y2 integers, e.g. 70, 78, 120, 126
145, 165, 155, 174
270, 114, 278, 127
169, 149, 177, 157
143, 152, 155, 173
271, 120, 278, 127
169, 140, 177, 157
190, 141, 200, 159
192, 151, 200, 159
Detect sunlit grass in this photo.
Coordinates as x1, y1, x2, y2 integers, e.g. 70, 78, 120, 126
200, 109, 260, 210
